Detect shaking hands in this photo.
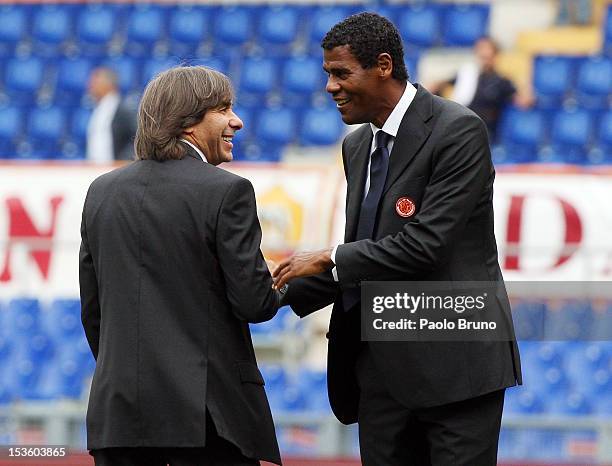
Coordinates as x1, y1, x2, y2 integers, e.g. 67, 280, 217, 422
271, 247, 334, 289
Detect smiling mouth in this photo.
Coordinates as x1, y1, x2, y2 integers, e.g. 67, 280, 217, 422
222, 136, 233, 144
335, 98, 350, 108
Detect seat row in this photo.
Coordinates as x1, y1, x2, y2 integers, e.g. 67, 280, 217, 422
495, 107, 612, 164
533, 55, 612, 110
0, 103, 345, 160
0, 3, 489, 59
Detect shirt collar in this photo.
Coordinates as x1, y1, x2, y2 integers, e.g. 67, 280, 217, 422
180, 139, 208, 163
370, 82, 417, 138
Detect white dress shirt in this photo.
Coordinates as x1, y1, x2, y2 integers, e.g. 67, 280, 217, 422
87, 92, 120, 163
331, 82, 417, 280
180, 139, 208, 163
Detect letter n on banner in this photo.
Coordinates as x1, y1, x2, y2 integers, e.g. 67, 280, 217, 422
0, 196, 63, 282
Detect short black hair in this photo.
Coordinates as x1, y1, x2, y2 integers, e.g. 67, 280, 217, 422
321, 12, 408, 82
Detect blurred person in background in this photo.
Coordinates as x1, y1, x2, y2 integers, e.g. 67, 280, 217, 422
273, 13, 521, 466
86, 67, 137, 163
80, 66, 282, 466
429, 36, 533, 143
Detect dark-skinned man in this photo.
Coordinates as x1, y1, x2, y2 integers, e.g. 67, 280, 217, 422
273, 13, 521, 466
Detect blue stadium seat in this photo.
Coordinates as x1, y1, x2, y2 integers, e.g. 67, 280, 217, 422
232, 103, 253, 142
504, 388, 545, 414
530, 341, 567, 368
168, 6, 211, 57
511, 299, 546, 340
547, 392, 593, 415
0, 334, 13, 363
27, 106, 67, 159
45, 299, 82, 340
54, 57, 93, 105
443, 4, 489, 47
309, 6, 353, 45
283, 55, 324, 95
550, 108, 593, 157
256, 107, 296, 145
31, 6, 72, 55
0, 106, 23, 158
7, 353, 43, 400
300, 106, 344, 146
68, 107, 91, 148
239, 142, 283, 163
239, 57, 277, 98
604, 6, 612, 56
397, 5, 441, 49
282, 55, 324, 107
7, 299, 41, 337
298, 369, 329, 411
102, 56, 139, 94
141, 57, 180, 87
4, 56, 45, 104
281, 386, 307, 411
533, 56, 576, 109
591, 303, 612, 339
576, 57, 612, 109
25, 332, 55, 364
597, 110, 612, 151
259, 363, 286, 390
125, 5, 166, 56
258, 6, 300, 48
215, 7, 254, 48
186, 57, 229, 75
498, 108, 544, 162
74, 334, 96, 375
544, 300, 593, 339
0, 6, 28, 57
76, 5, 116, 57
404, 52, 420, 82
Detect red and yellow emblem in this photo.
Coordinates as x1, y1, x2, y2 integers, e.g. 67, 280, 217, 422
395, 197, 416, 218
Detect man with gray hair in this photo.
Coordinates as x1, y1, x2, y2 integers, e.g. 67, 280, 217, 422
86, 67, 137, 162
80, 66, 282, 466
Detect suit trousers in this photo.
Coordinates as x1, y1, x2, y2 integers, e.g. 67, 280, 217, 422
91, 412, 260, 466
355, 345, 505, 466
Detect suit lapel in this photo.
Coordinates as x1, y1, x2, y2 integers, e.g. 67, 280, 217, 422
345, 128, 373, 242
382, 85, 434, 196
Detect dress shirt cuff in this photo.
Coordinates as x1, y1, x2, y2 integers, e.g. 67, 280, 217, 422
331, 245, 339, 282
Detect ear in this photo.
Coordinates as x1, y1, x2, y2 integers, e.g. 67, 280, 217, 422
377, 53, 393, 79
182, 127, 195, 137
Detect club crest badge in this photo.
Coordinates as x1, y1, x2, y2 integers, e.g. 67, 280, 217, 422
395, 197, 416, 218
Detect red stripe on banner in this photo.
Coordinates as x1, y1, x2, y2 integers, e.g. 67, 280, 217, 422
554, 197, 583, 268
505, 194, 525, 270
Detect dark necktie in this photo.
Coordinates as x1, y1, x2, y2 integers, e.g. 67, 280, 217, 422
342, 130, 392, 311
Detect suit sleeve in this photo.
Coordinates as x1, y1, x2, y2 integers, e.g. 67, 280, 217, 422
79, 196, 101, 360
280, 271, 338, 317
335, 113, 492, 283
216, 177, 280, 323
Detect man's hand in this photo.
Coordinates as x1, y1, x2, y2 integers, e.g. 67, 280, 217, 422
272, 248, 334, 289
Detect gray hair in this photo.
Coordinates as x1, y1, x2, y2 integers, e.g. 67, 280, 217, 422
134, 66, 234, 161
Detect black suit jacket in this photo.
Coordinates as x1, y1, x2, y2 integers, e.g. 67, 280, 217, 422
283, 85, 522, 424
79, 147, 282, 464
111, 101, 136, 161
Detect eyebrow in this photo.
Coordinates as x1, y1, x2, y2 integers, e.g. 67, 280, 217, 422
323, 65, 351, 74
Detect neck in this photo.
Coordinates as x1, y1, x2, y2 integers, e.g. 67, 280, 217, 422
371, 80, 407, 128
